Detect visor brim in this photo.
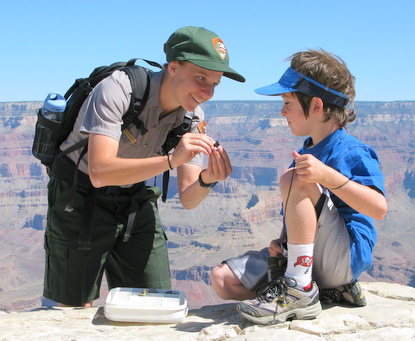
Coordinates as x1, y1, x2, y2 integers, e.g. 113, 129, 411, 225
255, 83, 295, 96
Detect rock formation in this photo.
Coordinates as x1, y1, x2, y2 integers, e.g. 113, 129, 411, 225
0, 282, 414, 340
1, 101, 415, 313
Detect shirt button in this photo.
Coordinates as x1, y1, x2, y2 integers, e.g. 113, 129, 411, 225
153, 124, 158, 129
143, 144, 148, 148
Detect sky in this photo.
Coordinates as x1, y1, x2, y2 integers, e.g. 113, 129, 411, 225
1, 0, 414, 103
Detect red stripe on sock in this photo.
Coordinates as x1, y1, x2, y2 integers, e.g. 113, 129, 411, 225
303, 282, 312, 291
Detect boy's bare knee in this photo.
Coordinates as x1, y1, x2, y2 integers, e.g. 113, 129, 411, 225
210, 263, 226, 286
280, 168, 321, 203
210, 263, 255, 301
210, 263, 233, 300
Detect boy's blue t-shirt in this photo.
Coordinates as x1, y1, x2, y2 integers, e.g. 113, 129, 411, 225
296, 128, 385, 280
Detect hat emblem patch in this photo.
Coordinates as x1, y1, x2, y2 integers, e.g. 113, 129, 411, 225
212, 38, 227, 60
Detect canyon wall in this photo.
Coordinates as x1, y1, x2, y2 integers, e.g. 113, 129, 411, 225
0, 100, 414, 312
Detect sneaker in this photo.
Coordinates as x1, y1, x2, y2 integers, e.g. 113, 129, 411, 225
236, 277, 322, 325
319, 280, 367, 307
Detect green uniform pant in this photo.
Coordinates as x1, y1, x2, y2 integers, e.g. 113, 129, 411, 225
43, 157, 171, 306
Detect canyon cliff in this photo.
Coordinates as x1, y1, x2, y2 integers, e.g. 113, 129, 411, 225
0, 100, 414, 312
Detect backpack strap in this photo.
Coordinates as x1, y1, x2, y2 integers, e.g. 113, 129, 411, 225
121, 66, 150, 138
64, 143, 89, 213
161, 111, 195, 202
59, 138, 88, 159
121, 59, 163, 141
127, 58, 163, 69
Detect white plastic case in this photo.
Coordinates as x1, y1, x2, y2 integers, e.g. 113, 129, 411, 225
104, 287, 188, 323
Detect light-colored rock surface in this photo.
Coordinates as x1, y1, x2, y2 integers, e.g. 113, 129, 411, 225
0, 282, 414, 340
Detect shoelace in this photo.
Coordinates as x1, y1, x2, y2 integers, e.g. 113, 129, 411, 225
256, 277, 297, 303
319, 287, 345, 303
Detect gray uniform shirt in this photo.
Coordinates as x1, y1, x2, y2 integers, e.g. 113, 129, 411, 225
60, 69, 204, 184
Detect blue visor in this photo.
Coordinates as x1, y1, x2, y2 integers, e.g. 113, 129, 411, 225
255, 67, 349, 107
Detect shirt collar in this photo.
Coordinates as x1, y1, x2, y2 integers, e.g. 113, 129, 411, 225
303, 128, 346, 151
147, 70, 186, 124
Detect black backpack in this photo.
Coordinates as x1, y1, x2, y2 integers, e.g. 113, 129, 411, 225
32, 58, 193, 202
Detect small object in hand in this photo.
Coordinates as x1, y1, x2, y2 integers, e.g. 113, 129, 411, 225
214, 141, 220, 147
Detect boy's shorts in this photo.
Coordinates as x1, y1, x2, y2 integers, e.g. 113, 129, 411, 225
43, 159, 171, 306
225, 188, 353, 290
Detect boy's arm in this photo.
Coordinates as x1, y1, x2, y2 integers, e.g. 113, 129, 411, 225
321, 166, 387, 220
293, 151, 387, 220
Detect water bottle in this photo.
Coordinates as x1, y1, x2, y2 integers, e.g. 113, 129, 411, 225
41, 93, 66, 122
32, 93, 67, 166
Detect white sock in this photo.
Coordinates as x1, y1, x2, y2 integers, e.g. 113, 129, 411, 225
284, 243, 314, 290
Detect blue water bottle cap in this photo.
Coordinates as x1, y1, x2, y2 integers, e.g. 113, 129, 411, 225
44, 92, 66, 112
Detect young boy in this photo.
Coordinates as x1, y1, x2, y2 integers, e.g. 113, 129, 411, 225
210, 49, 387, 324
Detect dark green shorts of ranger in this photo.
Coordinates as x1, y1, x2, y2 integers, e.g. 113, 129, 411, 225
43, 159, 171, 306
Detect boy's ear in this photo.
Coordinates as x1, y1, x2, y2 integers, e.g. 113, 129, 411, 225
311, 97, 324, 114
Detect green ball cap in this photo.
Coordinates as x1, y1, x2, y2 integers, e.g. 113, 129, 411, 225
164, 26, 245, 83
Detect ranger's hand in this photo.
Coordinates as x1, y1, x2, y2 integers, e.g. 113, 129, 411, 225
170, 133, 216, 168
201, 143, 232, 184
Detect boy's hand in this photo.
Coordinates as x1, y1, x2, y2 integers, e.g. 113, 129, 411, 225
269, 239, 283, 257
293, 150, 328, 184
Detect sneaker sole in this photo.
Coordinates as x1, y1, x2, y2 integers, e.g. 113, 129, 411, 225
237, 301, 322, 325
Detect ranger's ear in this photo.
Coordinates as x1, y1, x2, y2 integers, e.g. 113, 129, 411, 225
167, 60, 180, 76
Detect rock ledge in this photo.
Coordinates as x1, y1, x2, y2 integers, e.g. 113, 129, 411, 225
1, 282, 414, 340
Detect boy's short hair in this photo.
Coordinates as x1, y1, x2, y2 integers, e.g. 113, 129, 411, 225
289, 49, 356, 127
255, 49, 356, 127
